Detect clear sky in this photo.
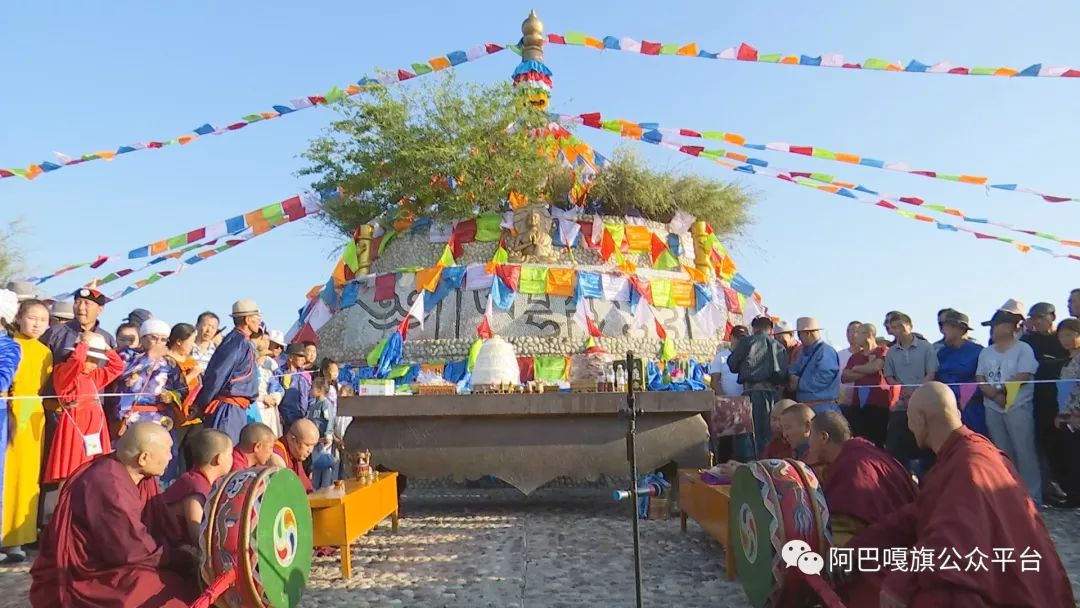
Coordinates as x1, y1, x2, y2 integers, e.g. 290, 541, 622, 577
3, 1, 1078, 346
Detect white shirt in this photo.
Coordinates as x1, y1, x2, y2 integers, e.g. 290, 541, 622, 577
711, 348, 743, 396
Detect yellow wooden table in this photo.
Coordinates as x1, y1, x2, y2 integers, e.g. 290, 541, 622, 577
308, 472, 400, 578
678, 469, 736, 580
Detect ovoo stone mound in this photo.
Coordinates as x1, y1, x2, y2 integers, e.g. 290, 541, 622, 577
317, 209, 752, 365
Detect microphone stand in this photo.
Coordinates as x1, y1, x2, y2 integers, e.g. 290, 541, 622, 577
620, 351, 645, 608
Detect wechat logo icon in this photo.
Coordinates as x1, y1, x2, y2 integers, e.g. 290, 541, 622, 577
781, 540, 824, 576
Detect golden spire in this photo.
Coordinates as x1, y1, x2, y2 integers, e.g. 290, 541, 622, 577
521, 9, 544, 62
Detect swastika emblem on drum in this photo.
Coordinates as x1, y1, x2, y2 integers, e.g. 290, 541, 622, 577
273, 507, 299, 567
739, 503, 758, 563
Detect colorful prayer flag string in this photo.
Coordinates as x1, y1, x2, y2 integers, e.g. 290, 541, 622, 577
546, 32, 1080, 79
557, 113, 1080, 205
27, 191, 326, 285
571, 118, 1080, 257
0, 43, 507, 183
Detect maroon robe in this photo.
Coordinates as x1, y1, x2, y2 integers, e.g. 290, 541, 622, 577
30, 456, 196, 608
762, 436, 793, 460
825, 437, 917, 526
229, 446, 255, 472
844, 427, 1074, 607
273, 438, 313, 493
149, 470, 212, 547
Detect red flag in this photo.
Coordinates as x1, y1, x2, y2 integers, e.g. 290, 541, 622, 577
477, 296, 494, 339
650, 233, 667, 263
600, 228, 616, 262
654, 319, 667, 340
573, 302, 603, 338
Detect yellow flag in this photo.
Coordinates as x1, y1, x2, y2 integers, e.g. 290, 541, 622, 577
1003, 381, 1023, 409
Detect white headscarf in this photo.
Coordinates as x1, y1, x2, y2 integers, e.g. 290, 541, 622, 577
0, 289, 18, 325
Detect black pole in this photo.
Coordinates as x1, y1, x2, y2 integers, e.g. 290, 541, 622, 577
623, 351, 644, 608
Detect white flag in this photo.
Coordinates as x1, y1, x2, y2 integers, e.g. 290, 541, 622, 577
407, 293, 426, 329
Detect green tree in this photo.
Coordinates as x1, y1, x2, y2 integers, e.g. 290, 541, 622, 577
0, 221, 25, 284
301, 75, 556, 237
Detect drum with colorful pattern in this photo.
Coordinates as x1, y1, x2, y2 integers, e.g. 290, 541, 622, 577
728, 459, 832, 608
199, 466, 313, 608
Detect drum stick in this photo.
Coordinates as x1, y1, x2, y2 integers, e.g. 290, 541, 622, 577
188, 569, 237, 608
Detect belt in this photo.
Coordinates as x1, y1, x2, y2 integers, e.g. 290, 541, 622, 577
203, 396, 252, 415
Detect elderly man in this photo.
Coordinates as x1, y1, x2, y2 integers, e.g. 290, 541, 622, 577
30, 422, 197, 608
272, 419, 319, 493
41, 288, 116, 362
883, 311, 937, 476
842, 383, 1073, 607
728, 316, 789, 457
788, 317, 841, 414
192, 311, 220, 372
192, 300, 262, 444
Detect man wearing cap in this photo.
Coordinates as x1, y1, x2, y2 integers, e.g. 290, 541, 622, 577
727, 316, 789, 456
278, 343, 314, 430
41, 288, 116, 364
48, 300, 74, 328
977, 299, 1042, 505
788, 317, 842, 415
934, 310, 987, 436
192, 301, 262, 444
773, 320, 801, 399
1021, 302, 1071, 505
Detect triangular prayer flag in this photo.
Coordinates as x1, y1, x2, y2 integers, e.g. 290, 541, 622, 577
437, 244, 456, 267
573, 302, 603, 338
659, 336, 676, 362
600, 228, 616, 262
406, 293, 425, 329
650, 233, 667, 263
857, 387, 871, 408
1003, 381, 1023, 410
468, 337, 484, 371
477, 295, 494, 339
654, 319, 667, 340
343, 239, 359, 272
957, 383, 979, 409
367, 338, 388, 367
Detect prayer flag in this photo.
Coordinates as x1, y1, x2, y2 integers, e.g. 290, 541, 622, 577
519, 265, 548, 295
406, 292, 425, 329
659, 336, 676, 362
654, 318, 667, 340
465, 264, 493, 291
601, 274, 630, 302
857, 387, 871, 408
546, 267, 576, 298
477, 296, 494, 339
573, 302, 603, 338
957, 383, 979, 409
491, 276, 515, 310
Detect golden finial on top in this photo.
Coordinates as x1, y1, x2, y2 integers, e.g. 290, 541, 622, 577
521, 9, 544, 62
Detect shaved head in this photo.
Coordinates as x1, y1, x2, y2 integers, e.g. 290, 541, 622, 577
286, 418, 320, 463
239, 422, 276, 451
188, 429, 233, 467
782, 403, 815, 424
116, 422, 173, 478
908, 381, 963, 452
811, 412, 852, 445
117, 422, 171, 464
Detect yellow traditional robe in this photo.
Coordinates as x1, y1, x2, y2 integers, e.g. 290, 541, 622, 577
2, 335, 52, 546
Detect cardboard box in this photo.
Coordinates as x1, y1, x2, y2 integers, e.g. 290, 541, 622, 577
357, 379, 395, 396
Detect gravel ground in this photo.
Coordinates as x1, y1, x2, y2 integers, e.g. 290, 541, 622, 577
2, 487, 1079, 607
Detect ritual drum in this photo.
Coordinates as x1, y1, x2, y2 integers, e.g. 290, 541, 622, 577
728, 459, 832, 608
199, 466, 313, 608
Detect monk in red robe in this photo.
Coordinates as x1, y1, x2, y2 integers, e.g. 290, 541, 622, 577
230, 421, 277, 472
149, 429, 233, 548
842, 382, 1074, 607
780, 402, 814, 460
762, 399, 797, 459
30, 422, 197, 608
271, 418, 318, 493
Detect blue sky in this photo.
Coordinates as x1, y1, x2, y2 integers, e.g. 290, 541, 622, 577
3, 1, 1078, 345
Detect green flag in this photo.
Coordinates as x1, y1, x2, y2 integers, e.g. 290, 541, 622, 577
659, 336, 677, 362
343, 239, 359, 272
367, 338, 387, 367
468, 338, 484, 371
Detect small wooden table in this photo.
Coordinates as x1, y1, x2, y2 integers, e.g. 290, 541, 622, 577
308, 472, 400, 578
678, 469, 736, 580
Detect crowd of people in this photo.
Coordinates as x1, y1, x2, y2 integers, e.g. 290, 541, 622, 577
0, 282, 350, 575
711, 288, 1080, 509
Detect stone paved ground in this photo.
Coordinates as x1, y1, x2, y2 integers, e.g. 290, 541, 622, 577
2, 487, 1080, 607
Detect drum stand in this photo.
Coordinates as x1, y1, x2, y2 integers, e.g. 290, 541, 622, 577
619, 351, 645, 608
